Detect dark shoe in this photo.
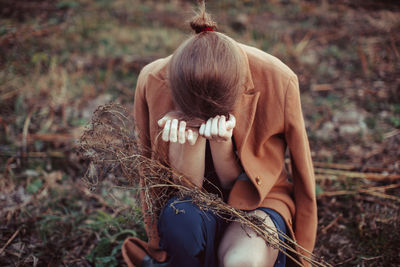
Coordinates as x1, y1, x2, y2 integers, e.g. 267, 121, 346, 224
122, 237, 169, 267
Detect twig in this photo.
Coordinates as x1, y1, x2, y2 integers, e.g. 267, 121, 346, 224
336, 256, 355, 266
313, 162, 356, 170
311, 84, 334, 92
0, 227, 22, 254
318, 190, 355, 197
357, 45, 370, 77
319, 215, 342, 235
22, 109, 34, 154
314, 168, 400, 181
383, 129, 400, 139
313, 161, 397, 174
0, 88, 21, 101
360, 255, 383, 261
362, 190, 400, 202
362, 183, 400, 191
318, 184, 400, 202
3, 156, 15, 179
78, 186, 112, 209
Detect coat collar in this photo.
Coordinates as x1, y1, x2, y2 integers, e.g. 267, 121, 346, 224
233, 44, 259, 158
237, 43, 255, 95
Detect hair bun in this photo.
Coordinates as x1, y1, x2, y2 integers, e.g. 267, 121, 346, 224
190, 1, 217, 34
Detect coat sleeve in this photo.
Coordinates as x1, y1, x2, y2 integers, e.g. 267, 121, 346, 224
134, 68, 151, 157
284, 76, 317, 255
132, 67, 168, 262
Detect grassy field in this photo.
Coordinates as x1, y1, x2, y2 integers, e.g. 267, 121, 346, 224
1, 0, 399, 266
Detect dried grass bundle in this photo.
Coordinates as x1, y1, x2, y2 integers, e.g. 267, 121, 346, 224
79, 103, 331, 267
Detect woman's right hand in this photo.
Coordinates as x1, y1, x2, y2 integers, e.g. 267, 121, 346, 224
158, 114, 199, 146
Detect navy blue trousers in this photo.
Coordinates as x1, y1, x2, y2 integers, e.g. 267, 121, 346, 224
158, 197, 287, 267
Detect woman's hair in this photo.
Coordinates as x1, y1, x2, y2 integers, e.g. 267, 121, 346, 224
168, 1, 245, 122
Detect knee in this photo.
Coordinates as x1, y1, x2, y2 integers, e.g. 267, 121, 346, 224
159, 199, 201, 232
158, 198, 205, 247
220, 249, 267, 267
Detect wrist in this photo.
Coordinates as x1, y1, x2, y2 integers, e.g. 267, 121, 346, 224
209, 137, 233, 147
209, 135, 232, 142
209, 137, 237, 162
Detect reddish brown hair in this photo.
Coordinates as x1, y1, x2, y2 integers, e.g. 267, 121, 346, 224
168, 1, 245, 122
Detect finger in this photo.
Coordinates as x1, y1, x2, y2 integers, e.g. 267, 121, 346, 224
157, 116, 169, 127
204, 118, 212, 139
187, 129, 195, 145
199, 123, 206, 136
219, 115, 227, 137
190, 131, 199, 145
226, 114, 236, 130
211, 116, 219, 137
178, 121, 186, 144
162, 120, 171, 142
170, 119, 178, 142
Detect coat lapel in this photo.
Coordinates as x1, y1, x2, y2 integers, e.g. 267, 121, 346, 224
233, 90, 259, 158
233, 44, 259, 159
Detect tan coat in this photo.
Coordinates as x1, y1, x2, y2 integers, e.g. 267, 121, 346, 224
122, 42, 317, 266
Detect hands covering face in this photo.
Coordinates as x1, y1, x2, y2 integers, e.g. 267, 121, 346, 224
158, 116, 198, 145
158, 114, 236, 146
199, 115, 236, 142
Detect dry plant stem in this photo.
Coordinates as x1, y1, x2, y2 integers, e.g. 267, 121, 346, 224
383, 129, 400, 139
79, 103, 330, 267
319, 215, 342, 235
363, 191, 400, 202
364, 183, 400, 191
318, 184, 400, 202
314, 161, 397, 173
314, 167, 400, 181
22, 109, 34, 154
0, 227, 22, 254
313, 161, 356, 170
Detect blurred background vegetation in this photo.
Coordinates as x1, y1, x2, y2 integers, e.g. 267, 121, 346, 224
0, 0, 399, 266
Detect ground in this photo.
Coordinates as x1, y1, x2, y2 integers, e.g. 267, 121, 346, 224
0, 0, 399, 266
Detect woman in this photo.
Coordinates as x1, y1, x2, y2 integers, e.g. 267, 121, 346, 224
122, 2, 317, 267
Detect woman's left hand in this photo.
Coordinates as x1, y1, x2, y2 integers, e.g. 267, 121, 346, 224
199, 114, 236, 142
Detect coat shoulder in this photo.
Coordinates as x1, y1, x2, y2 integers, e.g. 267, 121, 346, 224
138, 55, 171, 82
